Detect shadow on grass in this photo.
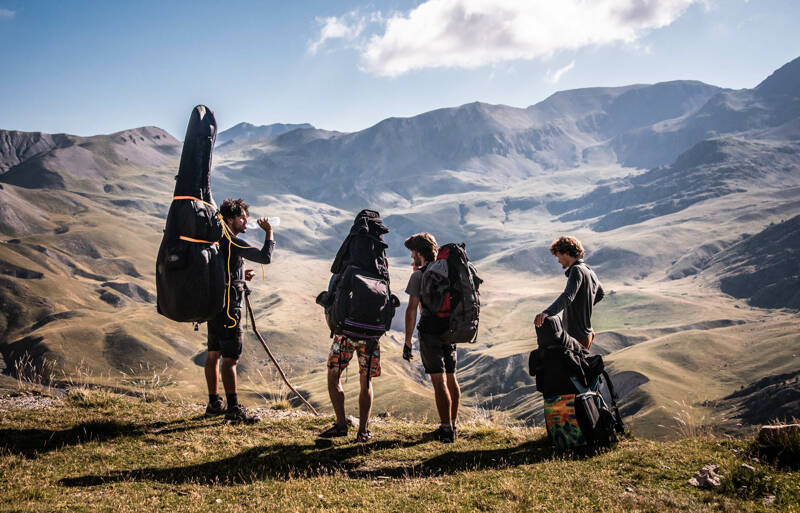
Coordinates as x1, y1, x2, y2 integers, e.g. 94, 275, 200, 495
0, 418, 205, 459
59, 435, 562, 486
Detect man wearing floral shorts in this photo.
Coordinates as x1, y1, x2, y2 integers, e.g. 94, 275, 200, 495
319, 335, 380, 442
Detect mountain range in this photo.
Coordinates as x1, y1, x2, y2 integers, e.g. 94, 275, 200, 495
1, 56, 798, 438
215, 122, 316, 147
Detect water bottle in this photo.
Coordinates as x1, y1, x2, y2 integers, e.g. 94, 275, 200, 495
246, 216, 280, 230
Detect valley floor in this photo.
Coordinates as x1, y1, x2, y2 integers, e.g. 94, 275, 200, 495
1, 389, 797, 512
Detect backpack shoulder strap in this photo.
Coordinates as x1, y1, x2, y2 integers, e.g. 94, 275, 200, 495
569, 376, 592, 395
600, 370, 619, 402
601, 370, 626, 434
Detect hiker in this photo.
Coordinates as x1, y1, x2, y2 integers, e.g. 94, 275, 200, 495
205, 198, 274, 423
534, 236, 604, 351
403, 233, 460, 443
317, 210, 396, 442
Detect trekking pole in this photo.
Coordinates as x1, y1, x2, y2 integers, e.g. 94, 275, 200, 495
244, 294, 319, 416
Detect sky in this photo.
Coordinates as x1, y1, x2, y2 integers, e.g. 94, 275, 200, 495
1, 0, 798, 138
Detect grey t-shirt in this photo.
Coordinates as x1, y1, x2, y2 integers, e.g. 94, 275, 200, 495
405, 267, 448, 335
405, 268, 423, 297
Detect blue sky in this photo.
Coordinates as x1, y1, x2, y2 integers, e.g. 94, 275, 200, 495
1, 0, 798, 138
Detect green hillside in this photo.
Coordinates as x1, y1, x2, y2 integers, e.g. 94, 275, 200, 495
1, 389, 798, 512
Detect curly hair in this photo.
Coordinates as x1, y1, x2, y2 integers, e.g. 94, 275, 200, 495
549, 235, 585, 259
404, 232, 438, 262
219, 198, 250, 220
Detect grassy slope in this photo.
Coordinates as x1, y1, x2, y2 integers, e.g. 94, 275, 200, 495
608, 318, 800, 437
1, 391, 798, 512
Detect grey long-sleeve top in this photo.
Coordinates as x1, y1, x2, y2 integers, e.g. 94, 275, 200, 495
543, 260, 604, 341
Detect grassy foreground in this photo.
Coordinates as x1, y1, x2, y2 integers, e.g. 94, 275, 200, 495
1, 389, 798, 513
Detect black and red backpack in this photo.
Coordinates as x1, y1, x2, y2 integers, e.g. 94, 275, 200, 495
420, 243, 482, 343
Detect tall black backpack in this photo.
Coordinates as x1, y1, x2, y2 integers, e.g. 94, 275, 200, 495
420, 243, 482, 343
316, 210, 399, 341
156, 105, 226, 322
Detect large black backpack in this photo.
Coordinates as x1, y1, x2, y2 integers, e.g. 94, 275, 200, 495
528, 317, 626, 448
156, 105, 226, 322
529, 316, 589, 396
316, 210, 399, 341
420, 243, 482, 343
574, 369, 626, 447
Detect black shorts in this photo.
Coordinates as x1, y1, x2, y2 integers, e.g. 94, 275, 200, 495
419, 331, 457, 374
207, 285, 244, 359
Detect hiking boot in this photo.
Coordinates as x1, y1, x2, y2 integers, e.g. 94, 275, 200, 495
431, 426, 455, 443
204, 398, 226, 417
224, 404, 260, 424
318, 423, 348, 438
355, 430, 372, 443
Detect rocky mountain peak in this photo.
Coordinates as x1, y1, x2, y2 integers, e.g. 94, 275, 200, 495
109, 126, 179, 146
0, 130, 72, 174
755, 55, 800, 98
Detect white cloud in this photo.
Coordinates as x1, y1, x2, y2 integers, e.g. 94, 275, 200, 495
360, 0, 700, 76
0, 8, 15, 19
307, 11, 380, 55
549, 60, 575, 84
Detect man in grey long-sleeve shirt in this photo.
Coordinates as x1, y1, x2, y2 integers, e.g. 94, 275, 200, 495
534, 235, 604, 350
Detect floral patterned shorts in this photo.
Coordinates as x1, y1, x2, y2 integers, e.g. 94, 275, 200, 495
327, 335, 381, 378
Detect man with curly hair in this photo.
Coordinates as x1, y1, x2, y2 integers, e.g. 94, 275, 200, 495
205, 197, 274, 424
534, 235, 604, 351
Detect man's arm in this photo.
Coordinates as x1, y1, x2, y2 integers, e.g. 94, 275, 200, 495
405, 296, 420, 348
535, 267, 583, 327
236, 238, 274, 264
236, 219, 274, 264
544, 267, 583, 315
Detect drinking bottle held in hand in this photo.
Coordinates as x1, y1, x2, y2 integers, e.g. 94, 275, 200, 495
247, 217, 280, 230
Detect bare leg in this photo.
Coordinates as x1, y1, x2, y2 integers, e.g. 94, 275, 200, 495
430, 373, 452, 425
204, 351, 222, 395
446, 372, 460, 426
220, 357, 238, 395
327, 368, 347, 428
358, 373, 374, 434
